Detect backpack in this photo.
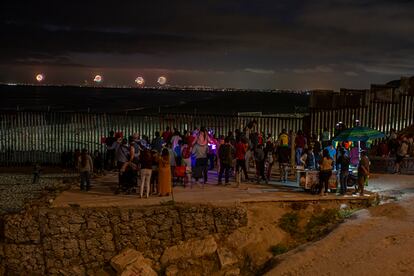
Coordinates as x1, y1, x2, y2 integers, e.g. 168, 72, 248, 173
219, 144, 233, 164
182, 146, 191, 159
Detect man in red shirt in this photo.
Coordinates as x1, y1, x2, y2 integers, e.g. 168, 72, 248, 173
295, 130, 307, 165
235, 138, 250, 182
162, 126, 173, 144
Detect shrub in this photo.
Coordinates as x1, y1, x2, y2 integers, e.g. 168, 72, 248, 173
304, 209, 342, 241
270, 244, 289, 256
278, 212, 299, 236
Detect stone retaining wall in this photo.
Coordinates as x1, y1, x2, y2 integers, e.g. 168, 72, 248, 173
0, 204, 247, 275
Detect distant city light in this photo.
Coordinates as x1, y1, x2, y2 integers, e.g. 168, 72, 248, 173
157, 76, 167, 85
36, 74, 45, 82
135, 76, 145, 85
94, 75, 103, 83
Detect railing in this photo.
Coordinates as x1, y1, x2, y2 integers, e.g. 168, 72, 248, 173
310, 94, 414, 137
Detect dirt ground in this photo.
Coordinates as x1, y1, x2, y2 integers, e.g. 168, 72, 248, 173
266, 174, 414, 276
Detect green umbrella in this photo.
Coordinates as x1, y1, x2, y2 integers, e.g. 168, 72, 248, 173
332, 126, 385, 142
332, 126, 385, 161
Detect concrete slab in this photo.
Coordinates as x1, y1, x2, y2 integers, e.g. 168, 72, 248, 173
51, 170, 377, 208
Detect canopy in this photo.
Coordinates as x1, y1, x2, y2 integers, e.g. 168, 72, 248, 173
332, 126, 385, 142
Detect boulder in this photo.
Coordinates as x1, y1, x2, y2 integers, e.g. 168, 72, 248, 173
216, 247, 238, 268
111, 249, 156, 276
225, 268, 240, 276
110, 249, 142, 272
120, 260, 157, 276
165, 264, 179, 276
160, 235, 218, 265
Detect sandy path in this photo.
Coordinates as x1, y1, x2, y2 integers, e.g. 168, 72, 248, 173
266, 176, 414, 276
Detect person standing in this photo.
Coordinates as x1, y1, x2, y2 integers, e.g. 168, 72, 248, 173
394, 137, 408, 174
254, 144, 266, 184
264, 141, 274, 181
93, 150, 104, 175
32, 163, 42, 184
158, 148, 172, 196
105, 130, 116, 170
336, 147, 350, 195
324, 142, 337, 168
305, 148, 316, 170
357, 150, 370, 196
278, 129, 290, 182
162, 126, 173, 144
151, 131, 165, 153
295, 130, 307, 165
321, 127, 330, 148
218, 137, 234, 185
192, 142, 209, 185
318, 149, 333, 196
181, 141, 192, 186
79, 149, 93, 191
139, 148, 153, 198
235, 138, 249, 182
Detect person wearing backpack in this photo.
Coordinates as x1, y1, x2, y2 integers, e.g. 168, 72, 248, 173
218, 137, 234, 185
336, 147, 350, 195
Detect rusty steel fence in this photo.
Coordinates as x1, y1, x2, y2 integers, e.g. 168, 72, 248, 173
0, 112, 305, 166
1, 94, 413, 166
310, 94, 414, 137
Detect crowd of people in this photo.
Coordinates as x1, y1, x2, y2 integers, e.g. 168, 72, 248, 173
374, 128, 414, 174
67, 121, 414, 198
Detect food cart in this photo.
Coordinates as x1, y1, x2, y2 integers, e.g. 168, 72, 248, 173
296, 169, 337, 191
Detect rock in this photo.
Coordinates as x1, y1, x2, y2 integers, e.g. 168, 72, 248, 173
95, 268, 113, 276
121, 258, 157, 276
217, 247, 238, 268
69, 214, 85, 224
225, 268, 240, 276
110, 248, 142, 272
165, 264, 179, 276
160, 235, 218, 265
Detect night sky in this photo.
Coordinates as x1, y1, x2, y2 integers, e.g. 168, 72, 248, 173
1, 0, 413, 90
